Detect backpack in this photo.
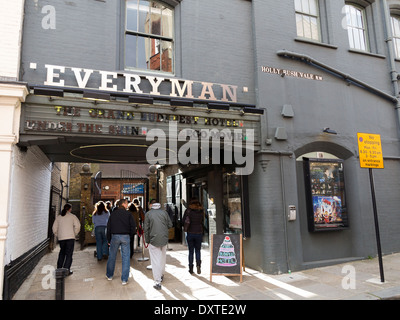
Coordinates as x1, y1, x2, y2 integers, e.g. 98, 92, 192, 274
183, 211, 191, 232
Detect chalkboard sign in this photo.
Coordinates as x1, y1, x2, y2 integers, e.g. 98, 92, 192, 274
210, 234, 243, 282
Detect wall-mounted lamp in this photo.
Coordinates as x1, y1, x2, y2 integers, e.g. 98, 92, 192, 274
129, 94, 154, 104
33, 87, 64, 97
83, 91, 110, 101
242, 107, 264, 115
170, 98, 194, 107
83, 183, 89, 190
322, 127, 337, 135
207, 102, 230, 111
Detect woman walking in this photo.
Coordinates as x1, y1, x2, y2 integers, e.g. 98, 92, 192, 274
182, 198, 204, 274
52, 203, 81, 275
92, 201, 110, 261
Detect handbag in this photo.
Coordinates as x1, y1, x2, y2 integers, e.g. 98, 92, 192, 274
183, 212, 191, 232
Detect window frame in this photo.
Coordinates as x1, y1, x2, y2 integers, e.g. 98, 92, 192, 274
344, 3, 370, 52
123, 0, 175, 74
391, 14, 400, 59
295, 0, 322, 42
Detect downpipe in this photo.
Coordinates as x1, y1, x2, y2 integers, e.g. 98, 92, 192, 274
380, 0, 400, 138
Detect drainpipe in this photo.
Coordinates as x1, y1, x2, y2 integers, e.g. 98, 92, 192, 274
279, 154, 291, 273
380, 0, 400, 137
277, 49, 398, 104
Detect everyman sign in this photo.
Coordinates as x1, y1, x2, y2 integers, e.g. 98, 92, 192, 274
357, 133, 384, 169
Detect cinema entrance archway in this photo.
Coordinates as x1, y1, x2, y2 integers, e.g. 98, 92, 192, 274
18, 89, 262, 238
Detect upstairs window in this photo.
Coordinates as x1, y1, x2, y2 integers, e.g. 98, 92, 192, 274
125, 0, 174, 73
295, 0, 321, 41
391, 15, 400, 59
345, 4, 368, 51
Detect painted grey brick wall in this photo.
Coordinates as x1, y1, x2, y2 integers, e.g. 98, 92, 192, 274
247, 0, 400, 272
21, 0, 255, 104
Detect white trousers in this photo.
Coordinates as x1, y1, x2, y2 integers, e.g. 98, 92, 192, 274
148, 244, 167, 284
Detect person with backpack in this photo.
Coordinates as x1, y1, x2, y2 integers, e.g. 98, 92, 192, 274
182, 198, 204, 275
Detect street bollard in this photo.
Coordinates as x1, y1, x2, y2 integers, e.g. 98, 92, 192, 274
55, 268, 69, 300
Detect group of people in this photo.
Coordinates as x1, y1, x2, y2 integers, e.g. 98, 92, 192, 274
52, 197, 205, 290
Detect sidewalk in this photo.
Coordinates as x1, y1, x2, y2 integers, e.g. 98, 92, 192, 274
13, 242, 400, 300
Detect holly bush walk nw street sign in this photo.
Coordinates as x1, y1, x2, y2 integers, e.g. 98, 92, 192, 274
357, 133, 384, 169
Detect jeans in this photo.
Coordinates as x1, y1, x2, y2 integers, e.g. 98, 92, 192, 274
94, 226, 109, 259
57, 239, 75, 271
186, 233, 202, 266
106, 234, 130, 282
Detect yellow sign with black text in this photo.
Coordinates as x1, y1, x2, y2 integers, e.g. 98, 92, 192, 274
357, 133, 384, 169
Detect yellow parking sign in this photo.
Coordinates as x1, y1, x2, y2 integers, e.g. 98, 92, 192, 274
357, 133, 384, 169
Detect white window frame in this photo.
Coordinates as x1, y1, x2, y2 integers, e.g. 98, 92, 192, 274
391, 15, 400, 59
345, 4, 369, 52
124, 0, 174, 73
295, 0, 321, 42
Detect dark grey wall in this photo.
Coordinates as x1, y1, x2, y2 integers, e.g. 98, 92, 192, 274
21, 0, 256, 104
245, 0, 400, 273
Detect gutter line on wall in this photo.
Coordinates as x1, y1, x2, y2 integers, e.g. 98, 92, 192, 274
380, 0, 400, 138
276, 49, 398, 104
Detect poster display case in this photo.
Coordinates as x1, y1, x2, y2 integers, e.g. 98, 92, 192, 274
303, 158, 349, 232
223, 171, 243, 234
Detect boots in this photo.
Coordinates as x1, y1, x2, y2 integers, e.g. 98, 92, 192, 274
196, 261, 201, 274
189, 264, 194, 274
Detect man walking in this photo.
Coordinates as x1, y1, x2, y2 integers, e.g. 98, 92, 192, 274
144, 201, 172, 290
106, 198, 136, 285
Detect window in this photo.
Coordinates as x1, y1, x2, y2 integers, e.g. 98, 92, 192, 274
391, 15, 400, 59
125, 0, 174, 73
295, 0, 321, 41
345, 4, 368, 51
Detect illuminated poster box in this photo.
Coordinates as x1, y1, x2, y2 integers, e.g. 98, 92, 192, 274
303, 158, 349, 232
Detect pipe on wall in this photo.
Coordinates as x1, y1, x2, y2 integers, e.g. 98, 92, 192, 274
380, 0, 400, 139
277, 49, 398, 104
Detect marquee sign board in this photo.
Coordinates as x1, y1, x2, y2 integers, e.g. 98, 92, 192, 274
21, 103, 260, 143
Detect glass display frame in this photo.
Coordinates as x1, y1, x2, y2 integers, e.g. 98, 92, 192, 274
303, 158, 349, 232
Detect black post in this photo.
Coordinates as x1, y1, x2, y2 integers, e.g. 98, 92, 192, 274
55, 268, 69, 300
369, 168, 385, 283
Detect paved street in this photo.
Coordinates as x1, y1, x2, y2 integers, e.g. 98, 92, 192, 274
13, 242, 400, 300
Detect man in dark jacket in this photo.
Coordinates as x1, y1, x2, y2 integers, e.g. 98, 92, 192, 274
106, 198, 136, 285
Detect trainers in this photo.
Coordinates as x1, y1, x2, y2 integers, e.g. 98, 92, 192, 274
122, 281, 128, 285
106, 275, 113, 281
153, 283, 162, 290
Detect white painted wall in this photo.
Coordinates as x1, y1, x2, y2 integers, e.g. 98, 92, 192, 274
5, 145, 51, 265
0, 0, 25, 80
